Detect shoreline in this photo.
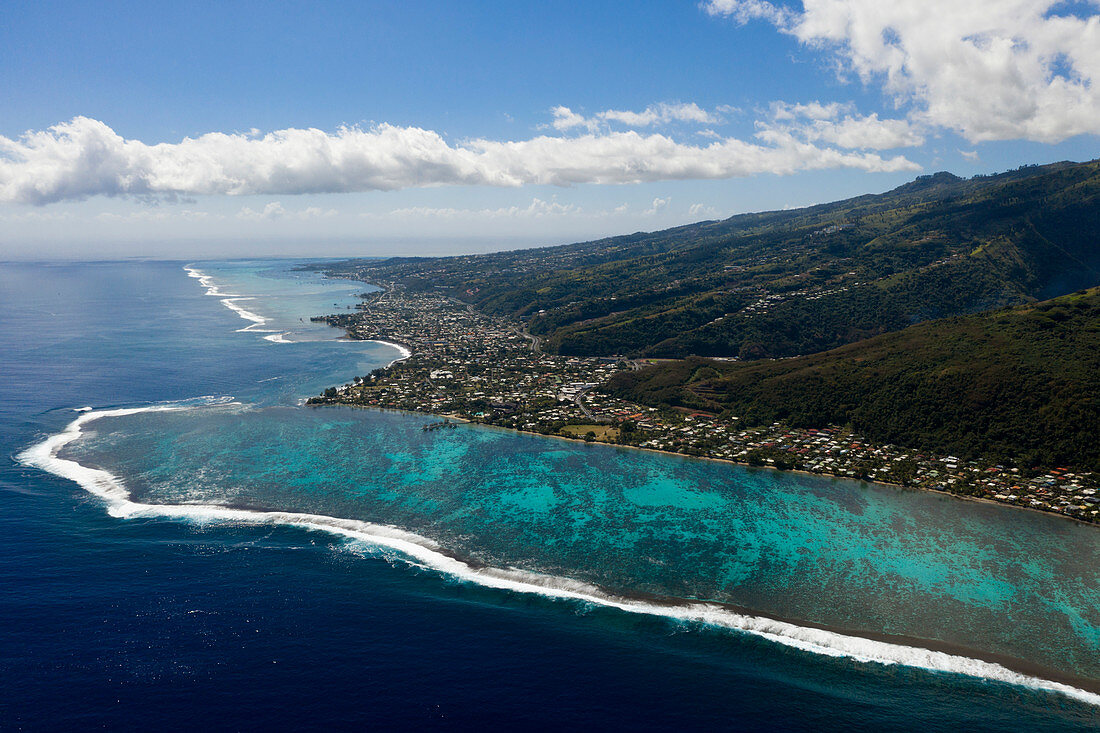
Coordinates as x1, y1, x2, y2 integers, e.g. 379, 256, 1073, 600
367, 339, 413, 363
318, 400, 1099, 529
314, 283, 1095, 526
21, 402, 1100, 704
18, 263, 1098, 707
161, 265, 1100, 701
188, 263, 404, 347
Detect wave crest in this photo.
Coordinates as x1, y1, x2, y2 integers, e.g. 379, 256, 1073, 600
17, 404, 1100, 707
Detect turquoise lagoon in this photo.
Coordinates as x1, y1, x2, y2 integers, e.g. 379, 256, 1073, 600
26, 260, 1100, 713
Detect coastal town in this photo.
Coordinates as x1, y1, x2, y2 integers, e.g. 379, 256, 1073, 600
310, 287, 1099, 524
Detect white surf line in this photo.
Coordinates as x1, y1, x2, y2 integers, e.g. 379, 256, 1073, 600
219, 297, 278, 333
184, 265, 239, 298
183, 265, 281, 335
184, 265, 406, 348
18, 406, 1100, 708
368, 340, 412, 364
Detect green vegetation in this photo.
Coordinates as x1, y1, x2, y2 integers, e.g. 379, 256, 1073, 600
607, 288, 1100, 471
319, 160, 1100, 359
312, 159, 1100, 471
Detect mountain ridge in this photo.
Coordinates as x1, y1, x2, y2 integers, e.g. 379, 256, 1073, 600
320, 158, 1100, 359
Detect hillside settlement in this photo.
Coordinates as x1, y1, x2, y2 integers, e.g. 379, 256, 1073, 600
310, 286, 1099, 523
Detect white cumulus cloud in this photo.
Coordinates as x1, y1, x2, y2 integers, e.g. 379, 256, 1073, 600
704, 0, 1100, 143
551, 106, 594, 131
770, 101, 846, 121
689, 202, 720, 217
759, 101, 924, 149
598, 102, 718, 126
644, 196, 671, 215
704, 0, 795, 26
0, 116, 918, 205
551, 102, 719, 131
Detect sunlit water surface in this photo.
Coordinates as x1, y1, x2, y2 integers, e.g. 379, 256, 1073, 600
4, 259, 1099, 730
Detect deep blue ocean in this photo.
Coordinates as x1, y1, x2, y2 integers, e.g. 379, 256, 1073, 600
3, 259, 1099, 731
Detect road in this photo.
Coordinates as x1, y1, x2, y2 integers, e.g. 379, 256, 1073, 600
573, 385, 598, 421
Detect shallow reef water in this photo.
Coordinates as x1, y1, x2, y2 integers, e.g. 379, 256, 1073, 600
4, 259, 1100, 730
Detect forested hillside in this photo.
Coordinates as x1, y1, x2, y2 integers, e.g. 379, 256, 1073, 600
321, 159, 1100, 359
606, 288, 1100, 471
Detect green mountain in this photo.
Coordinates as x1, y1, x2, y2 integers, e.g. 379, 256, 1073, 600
606, 288, 1100, 471
322, 159, 1100, 359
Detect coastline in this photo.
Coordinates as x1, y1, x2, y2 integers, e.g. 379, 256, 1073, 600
20, 402, 1100, 705
184, 264, 275, 333
320, 400, 1099, 529
311, 274, 1097, 528
15, 261, 1100, 709
367, 339, 413, 363
187, 264, 412, 359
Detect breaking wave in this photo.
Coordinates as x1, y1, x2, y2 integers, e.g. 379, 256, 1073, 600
18, 404, 1100, 708
184, 265, 410, 365
184, 265, 276, 334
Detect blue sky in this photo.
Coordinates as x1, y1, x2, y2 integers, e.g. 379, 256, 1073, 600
2, 0, 1098, 257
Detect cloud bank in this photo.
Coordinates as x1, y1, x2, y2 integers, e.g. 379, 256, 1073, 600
705, 0, 1100, 143
0, 116, 917, 205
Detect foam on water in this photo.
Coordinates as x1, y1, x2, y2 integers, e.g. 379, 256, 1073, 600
191, 264, 411, 361
184, 265, 237, 298
370, 340, 413, 361
185, 265, 409, 355
18, 405, 1100, 708
185, 265, 278, 334
223, 297, 279, 333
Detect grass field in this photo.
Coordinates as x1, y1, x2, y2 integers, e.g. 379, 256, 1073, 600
560, 424, 621, 441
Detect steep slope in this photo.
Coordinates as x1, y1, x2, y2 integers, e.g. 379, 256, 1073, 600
606, 288, 1100, 470
321, 159, 1100, 359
